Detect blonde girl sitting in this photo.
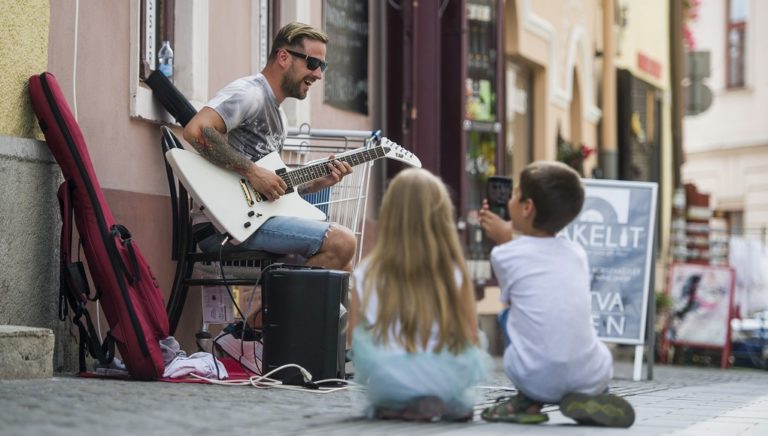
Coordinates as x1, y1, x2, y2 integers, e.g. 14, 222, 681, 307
350, 168, 490, 422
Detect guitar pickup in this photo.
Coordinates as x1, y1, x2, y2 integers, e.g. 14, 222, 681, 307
239, 178, 256, 206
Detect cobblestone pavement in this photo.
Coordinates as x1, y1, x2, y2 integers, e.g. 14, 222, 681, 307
1, 360, 767, 436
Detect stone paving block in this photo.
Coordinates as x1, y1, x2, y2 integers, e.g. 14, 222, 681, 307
670, 420, 754, 435
0, 325, 54, 379
635, 420, 690, 430
716, 395, 768, 420
712, 416, 766, 423
740, 422, 768, 436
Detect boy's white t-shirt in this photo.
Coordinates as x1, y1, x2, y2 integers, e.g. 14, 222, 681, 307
491, 235, 613, 403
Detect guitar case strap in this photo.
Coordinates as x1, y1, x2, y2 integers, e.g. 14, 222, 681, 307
57, 180, 115, 373
144, 69, 197, 126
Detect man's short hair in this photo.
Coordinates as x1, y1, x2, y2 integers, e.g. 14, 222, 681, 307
519, 161, 584, 234
269, 22, 328, 61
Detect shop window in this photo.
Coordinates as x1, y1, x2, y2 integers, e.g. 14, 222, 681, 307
464, 0, 501, 287
726, 0, 747, 89
505, 61, 532, 178
139, 0, 174, 81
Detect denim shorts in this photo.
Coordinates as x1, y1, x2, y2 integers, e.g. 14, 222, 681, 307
196, 216, 330, 258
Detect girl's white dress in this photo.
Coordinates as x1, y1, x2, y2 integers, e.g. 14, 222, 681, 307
351, 261, 490, 415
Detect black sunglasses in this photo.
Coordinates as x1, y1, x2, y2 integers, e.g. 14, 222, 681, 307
284, 49, 328, 72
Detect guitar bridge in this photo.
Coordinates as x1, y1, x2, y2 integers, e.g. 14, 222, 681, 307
239, 178, 255, 206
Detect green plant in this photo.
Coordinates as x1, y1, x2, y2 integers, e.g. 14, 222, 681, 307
556, 134, 593, 176
655, 291, 673, 314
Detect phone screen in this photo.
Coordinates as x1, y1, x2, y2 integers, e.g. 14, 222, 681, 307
487, 176, 513, 220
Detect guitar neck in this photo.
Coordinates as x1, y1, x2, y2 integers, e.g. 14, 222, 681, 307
284, 146, 386, 188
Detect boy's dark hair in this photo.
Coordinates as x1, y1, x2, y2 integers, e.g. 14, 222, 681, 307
519, 161, 584, 234
269, 22, 328, 61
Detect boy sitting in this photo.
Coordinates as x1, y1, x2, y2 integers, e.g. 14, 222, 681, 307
479, 161, 634, 427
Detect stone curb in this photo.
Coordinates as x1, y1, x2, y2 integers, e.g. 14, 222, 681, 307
0, 325, 54, 379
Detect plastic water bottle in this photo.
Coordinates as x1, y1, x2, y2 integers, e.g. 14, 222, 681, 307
158, 40, 174, 78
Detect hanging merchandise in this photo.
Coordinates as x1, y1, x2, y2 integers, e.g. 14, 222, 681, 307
729, 236, 768, 317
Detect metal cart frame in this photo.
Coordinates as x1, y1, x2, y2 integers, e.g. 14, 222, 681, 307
283, 124, 379, 267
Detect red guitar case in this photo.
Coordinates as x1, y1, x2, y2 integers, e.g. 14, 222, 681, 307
28, 72, 168, 380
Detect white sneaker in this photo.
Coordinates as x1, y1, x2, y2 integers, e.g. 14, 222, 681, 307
214, 330, 263, 375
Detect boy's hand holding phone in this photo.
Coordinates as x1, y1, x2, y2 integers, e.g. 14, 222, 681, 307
486, 176, 513, 220
480, 176, 514, 244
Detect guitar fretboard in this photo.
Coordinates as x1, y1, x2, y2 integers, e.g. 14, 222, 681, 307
282, 146, 387, 188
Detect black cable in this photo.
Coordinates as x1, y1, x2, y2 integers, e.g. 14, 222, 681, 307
217, 238, 248, 322
214, 239, 285, 377
212, 332, 223, 381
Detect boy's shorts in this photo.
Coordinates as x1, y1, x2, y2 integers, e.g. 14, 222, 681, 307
498, 307, 511, 348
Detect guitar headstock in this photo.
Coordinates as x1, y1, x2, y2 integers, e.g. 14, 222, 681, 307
379, 137, 422, 168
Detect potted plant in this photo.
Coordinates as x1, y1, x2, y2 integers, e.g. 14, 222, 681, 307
556, 133, 593, 176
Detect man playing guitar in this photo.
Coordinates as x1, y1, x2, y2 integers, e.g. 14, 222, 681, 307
183, 22, 355, 272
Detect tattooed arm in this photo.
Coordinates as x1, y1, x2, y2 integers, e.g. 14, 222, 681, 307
182, 107, 286, 200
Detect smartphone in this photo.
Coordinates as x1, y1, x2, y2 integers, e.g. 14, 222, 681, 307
487, 176, 513, 220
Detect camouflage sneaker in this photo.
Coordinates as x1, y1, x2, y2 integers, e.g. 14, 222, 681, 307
481, 395, 549, 424
559, 392, 635, 428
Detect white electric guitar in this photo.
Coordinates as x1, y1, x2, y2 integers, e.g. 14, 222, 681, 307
165, 137, 421, 244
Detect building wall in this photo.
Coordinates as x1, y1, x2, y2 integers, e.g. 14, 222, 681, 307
504, 0, 601, 165
0, 1, 48, 138
0, 0, 80, 372
614, 0, 674, 276
280, 0, 377, 131
683, 0, 768, 230
614, 0, 672, 91
684, 0, 768, 153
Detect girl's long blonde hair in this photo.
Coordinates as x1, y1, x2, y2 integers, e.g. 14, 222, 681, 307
361, 168, 479, 354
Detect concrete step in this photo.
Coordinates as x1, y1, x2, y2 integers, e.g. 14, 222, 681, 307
0, 325, 54, 379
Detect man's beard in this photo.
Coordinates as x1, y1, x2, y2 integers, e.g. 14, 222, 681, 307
281, 74, 308, 100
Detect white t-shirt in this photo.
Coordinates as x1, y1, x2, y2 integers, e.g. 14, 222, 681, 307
192, 74, 288, 228
491, 235, 613, 403
206, 73, 288, 162
352, 260, 463, 354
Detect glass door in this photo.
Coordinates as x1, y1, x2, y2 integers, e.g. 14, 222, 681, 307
464, 0, 500, 288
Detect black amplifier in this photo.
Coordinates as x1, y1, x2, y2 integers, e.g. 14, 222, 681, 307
261, 266, 349, 385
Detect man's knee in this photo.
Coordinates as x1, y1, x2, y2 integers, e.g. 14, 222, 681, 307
323, 224, 356, 265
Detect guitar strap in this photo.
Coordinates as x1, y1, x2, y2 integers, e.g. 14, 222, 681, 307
57, 180, 115, 373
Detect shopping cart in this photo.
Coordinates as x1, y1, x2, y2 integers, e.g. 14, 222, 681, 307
283, 124, 378, 267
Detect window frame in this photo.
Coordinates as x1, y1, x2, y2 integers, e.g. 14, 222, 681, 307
725, 0, 747, 89
129, 0, 269, 123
